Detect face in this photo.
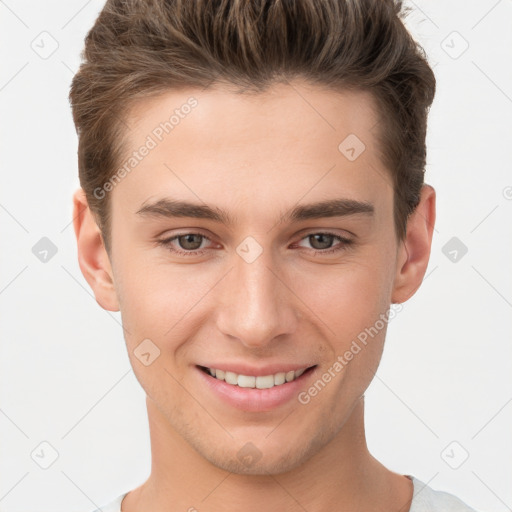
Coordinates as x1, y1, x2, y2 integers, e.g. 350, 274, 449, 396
96, 82, 407, 474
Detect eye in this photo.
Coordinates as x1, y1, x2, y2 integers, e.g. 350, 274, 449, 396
157, 231, 353, 257
296, 232, 353, 255
157, 232, 213, 256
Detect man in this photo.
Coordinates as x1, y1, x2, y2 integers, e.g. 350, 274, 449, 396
70, 0, 478, 510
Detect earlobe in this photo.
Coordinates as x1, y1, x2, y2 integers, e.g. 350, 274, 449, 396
391, 185, 436, 304
72, 188, 120, 312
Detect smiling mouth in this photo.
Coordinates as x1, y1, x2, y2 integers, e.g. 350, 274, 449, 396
197, 365, 317, 389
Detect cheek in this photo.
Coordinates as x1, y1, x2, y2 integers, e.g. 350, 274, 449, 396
113, 235, 396, 357
293, 254, 393, 338
112, 251, 218, 349
293, 252, 394, 384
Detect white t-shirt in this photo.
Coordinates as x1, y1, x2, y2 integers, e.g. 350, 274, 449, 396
92, 475, 479, 512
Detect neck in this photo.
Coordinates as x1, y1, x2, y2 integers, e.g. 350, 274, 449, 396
122, 396, 413, 512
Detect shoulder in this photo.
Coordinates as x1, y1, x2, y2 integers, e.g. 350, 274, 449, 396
88, 479, 480, 512
89, 492, 127, 512
409, 476, 480, 512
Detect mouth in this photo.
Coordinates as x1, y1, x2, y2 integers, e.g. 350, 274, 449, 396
197, 364, 317, 389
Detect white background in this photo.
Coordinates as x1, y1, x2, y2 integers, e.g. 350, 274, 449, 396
0, 1, 511, 511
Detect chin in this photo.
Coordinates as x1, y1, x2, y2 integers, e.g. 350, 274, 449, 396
189, 427, 328, 477
204, 446, 309, 476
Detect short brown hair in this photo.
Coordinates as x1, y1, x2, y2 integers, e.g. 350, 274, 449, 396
69, 0, 436, 252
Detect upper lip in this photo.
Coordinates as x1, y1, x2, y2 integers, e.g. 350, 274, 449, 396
197, 363, 316, 376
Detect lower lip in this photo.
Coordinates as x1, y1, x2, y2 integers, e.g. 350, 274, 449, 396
196, 366, 317, 412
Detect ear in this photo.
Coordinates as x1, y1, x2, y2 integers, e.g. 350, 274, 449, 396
72, 188, 120, 312
391, 184, 436, 304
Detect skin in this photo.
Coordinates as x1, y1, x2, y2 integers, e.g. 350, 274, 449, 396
73, 81, 435, 512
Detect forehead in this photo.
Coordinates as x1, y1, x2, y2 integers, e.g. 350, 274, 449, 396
126, 81, 382, 153
113, 81, 392, 225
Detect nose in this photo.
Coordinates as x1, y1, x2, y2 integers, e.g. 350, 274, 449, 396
215, 247, 299, 349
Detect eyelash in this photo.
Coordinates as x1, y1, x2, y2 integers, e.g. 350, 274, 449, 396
156, 231, 353, 257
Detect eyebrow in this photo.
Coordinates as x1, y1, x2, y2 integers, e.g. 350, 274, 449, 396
135, 197, 374, 225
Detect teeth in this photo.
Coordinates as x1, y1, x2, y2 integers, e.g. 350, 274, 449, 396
237, 374, 256, 388
225, 371, 238, 385
205, 366, 310, 388
274, 372, 286, 385
256, 375, 274, 389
